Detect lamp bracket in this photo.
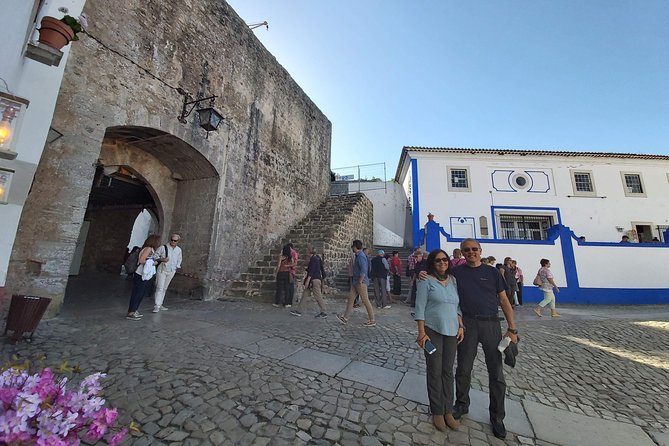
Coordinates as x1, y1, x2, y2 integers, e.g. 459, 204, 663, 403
178, 95, 217, 123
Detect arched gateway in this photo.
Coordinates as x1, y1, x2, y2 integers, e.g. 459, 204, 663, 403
6, 126, 219, 317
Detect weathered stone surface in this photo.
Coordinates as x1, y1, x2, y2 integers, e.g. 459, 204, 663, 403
4, 0, 332, 316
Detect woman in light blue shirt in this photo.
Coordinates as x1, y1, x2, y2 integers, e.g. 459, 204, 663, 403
415, 249, 464, 432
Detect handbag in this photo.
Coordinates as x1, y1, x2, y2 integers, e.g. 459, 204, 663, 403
533, 274, 542, 287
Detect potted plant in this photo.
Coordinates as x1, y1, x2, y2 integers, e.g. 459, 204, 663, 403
38, 13, 88, 50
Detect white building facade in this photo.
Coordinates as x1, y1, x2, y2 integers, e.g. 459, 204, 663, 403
395, 147, 669, 305
1, 0, 86, 299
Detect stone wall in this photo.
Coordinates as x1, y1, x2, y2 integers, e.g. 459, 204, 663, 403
5, 0, 331, 317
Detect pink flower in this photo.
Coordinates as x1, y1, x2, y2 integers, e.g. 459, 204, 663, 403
98, 407, 118, 425
85, 419, 108, 442
0, 387, 19, 405
109, 428, 128, 446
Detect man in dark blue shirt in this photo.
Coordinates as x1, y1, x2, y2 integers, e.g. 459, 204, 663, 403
452, 238, 518, 439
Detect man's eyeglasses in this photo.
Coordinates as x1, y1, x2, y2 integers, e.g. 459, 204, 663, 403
461, 247, 480, 252
171, 239, 179, 243
434, 258, 449, 264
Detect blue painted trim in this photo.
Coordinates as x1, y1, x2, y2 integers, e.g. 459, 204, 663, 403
526, 171, 550, 193
572, 229, 669, 247
490, 206, 562, 240
449, 217, 477, 237
556, 225, 579, 290
519, 286, 669, 305
491, 170, 514, 192
411, 158, 421, 248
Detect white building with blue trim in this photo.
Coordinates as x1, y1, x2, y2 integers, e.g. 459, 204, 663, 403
394, 147, 669, 305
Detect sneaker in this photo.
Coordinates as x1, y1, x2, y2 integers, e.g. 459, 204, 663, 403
363, 320, 377, 327
383, 305, 391, 309
336, 314, 348, 325
126, 313, 142, 321
551, 311, 561, 318
290, 310, 302, 317
315, 312, 328, 319
272, 303, 280, 308
160, 306, 168, 311
533, 306, 542, 317
135, 311, 143, 317
284, 304, 292, 308
152, 307, 160, 313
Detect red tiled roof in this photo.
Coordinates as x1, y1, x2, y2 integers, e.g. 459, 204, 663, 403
395, 146, 669, 181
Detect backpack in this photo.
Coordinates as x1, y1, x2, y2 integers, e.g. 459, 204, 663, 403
124, 249, 140, 274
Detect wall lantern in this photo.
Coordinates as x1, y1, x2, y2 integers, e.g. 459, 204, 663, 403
0, 92, 30, 160
178, 95, 223, 138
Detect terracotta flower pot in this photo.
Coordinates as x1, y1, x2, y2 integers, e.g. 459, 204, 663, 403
38, 16, 75, 50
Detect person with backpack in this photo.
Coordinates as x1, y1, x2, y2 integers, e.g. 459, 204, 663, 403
124, 246, 141, 279
152, 233, 183, 313
126, 235, 162, 321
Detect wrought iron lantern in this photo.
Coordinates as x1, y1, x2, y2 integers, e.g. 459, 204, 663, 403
178, 95, 224, 138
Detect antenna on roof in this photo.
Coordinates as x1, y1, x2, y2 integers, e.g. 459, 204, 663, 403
248, 21, 269, 30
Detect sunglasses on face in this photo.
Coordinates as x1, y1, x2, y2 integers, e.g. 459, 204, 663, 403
171, 239, 179, 242
434, 258, 449, 264
461, 247, 480, 252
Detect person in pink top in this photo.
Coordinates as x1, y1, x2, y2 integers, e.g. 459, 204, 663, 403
450, 249, 466, 268
390, 251, 402, 297
288, 243, 299, 306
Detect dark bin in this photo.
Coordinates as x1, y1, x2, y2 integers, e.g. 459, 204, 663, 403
3, 294, 51, 343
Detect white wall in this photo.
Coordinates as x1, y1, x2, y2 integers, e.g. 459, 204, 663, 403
439, 236, 566, 287
412, 152, 669, 243
0, 0, 85, 286
574, 240, 669, 288
348, 181, 408, 245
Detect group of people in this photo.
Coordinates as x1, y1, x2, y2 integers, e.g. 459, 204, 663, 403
125, 233, 183, 321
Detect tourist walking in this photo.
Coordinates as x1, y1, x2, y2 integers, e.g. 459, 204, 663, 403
274, 245, 296, 308
390, 251, 402, 297
414, 249, 464, 432
533, 259, 560, 318
404, 248, 421, 303
371, 249, 391, 309
152, 233, 183, 313
126, 235, 162, 321
512, 260, 523, 305
291, 248, 327, 318
338, 240, 376, 327
421, 239, 518, 439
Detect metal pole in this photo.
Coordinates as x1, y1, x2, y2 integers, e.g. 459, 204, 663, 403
384, 162, 387, 193
358, 165, 361, 192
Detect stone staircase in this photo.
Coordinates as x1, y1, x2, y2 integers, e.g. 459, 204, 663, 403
223, 193, 373, 300
331, 245, 415, 299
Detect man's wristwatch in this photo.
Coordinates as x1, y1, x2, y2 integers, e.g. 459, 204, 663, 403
507, 328, 518, 334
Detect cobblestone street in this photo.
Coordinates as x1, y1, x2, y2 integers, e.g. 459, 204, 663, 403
2, 275, 668, 445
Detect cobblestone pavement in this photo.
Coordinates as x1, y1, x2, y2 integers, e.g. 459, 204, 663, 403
2, 275, 668, 445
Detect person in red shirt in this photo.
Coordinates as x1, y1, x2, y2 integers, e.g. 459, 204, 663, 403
390, 251, 402, 297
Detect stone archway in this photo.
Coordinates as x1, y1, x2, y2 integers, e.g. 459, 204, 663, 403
5, 125, 219, 317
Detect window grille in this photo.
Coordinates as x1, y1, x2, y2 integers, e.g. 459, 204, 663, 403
450, 169, 469, 189
499, 214, 554, 240
573, 173, 593, 192
624, 174, 643, 194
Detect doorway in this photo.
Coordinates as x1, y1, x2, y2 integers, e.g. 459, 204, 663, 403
634, 223, 653, 243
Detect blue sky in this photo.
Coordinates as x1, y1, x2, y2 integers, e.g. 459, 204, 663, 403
226, 1, 669, 178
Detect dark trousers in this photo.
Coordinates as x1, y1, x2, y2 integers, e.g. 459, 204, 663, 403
128, 273, 149, 313
372, 277, 389, 308
288, 276, 295, 305
455, 318, 506, 421
275, 272, 291, 305
392, 274, 402, 295
424, 326, 457, 415
516, 282, 523, 305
